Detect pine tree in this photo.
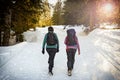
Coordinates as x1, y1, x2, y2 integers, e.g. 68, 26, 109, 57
52, 0, 63, 25
62, 0, 97, 27
0, 0, 49, 45
0, 0, 12, 46
10, 0, 45, 42
39, 0, 51, 26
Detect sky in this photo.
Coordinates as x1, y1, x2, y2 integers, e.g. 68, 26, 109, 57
48, 0, 58, 5
48, 0, 65, 16
48, 0, 65, 6
0, 25, 120, 80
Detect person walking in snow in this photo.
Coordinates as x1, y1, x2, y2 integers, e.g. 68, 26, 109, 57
42, 26, 59, 75
64, 28, 80, 76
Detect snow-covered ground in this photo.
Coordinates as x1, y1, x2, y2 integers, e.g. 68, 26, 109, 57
0, 25, 120, 80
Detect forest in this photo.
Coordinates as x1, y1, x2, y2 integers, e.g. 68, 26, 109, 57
0, 0, 120, 46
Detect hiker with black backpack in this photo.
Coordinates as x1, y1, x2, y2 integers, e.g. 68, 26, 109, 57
42, 27, 59, 75
64, 28, 80, 76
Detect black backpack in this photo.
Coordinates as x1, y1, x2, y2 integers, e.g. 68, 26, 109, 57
66, 29, 77, 46
46, 32, 57, 45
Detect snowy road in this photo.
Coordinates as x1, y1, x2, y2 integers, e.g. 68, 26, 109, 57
0, 26, 120, 80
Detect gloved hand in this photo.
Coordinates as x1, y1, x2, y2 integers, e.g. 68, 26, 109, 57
42, 48, 45, 54
57, 48, 59, 52
78, 51, 80, 55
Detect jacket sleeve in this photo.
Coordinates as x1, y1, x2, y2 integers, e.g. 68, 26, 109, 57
64, 36, 67, 45
54, 33, 59, 49
42, 33, 47, 49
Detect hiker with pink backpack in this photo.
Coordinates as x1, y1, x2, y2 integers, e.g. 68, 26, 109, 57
64, 28, 80, 76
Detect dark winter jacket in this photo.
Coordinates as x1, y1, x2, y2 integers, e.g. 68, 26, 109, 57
42, 32, 59, 49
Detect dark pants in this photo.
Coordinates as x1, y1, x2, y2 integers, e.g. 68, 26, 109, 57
66, 49, 76, 71
46, 48, 57, 72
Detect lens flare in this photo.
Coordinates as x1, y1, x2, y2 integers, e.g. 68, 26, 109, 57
104, 3, 113, 13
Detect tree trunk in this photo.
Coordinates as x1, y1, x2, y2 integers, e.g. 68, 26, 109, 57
2, 9, 11, 46
2, 27, 10, 46
0, 31, 1, 46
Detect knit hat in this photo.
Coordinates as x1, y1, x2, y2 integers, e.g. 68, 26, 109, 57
48, 27, 54, 31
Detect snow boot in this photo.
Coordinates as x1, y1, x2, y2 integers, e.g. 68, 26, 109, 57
68, 70, 72, 76
48, 71, 53, 75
